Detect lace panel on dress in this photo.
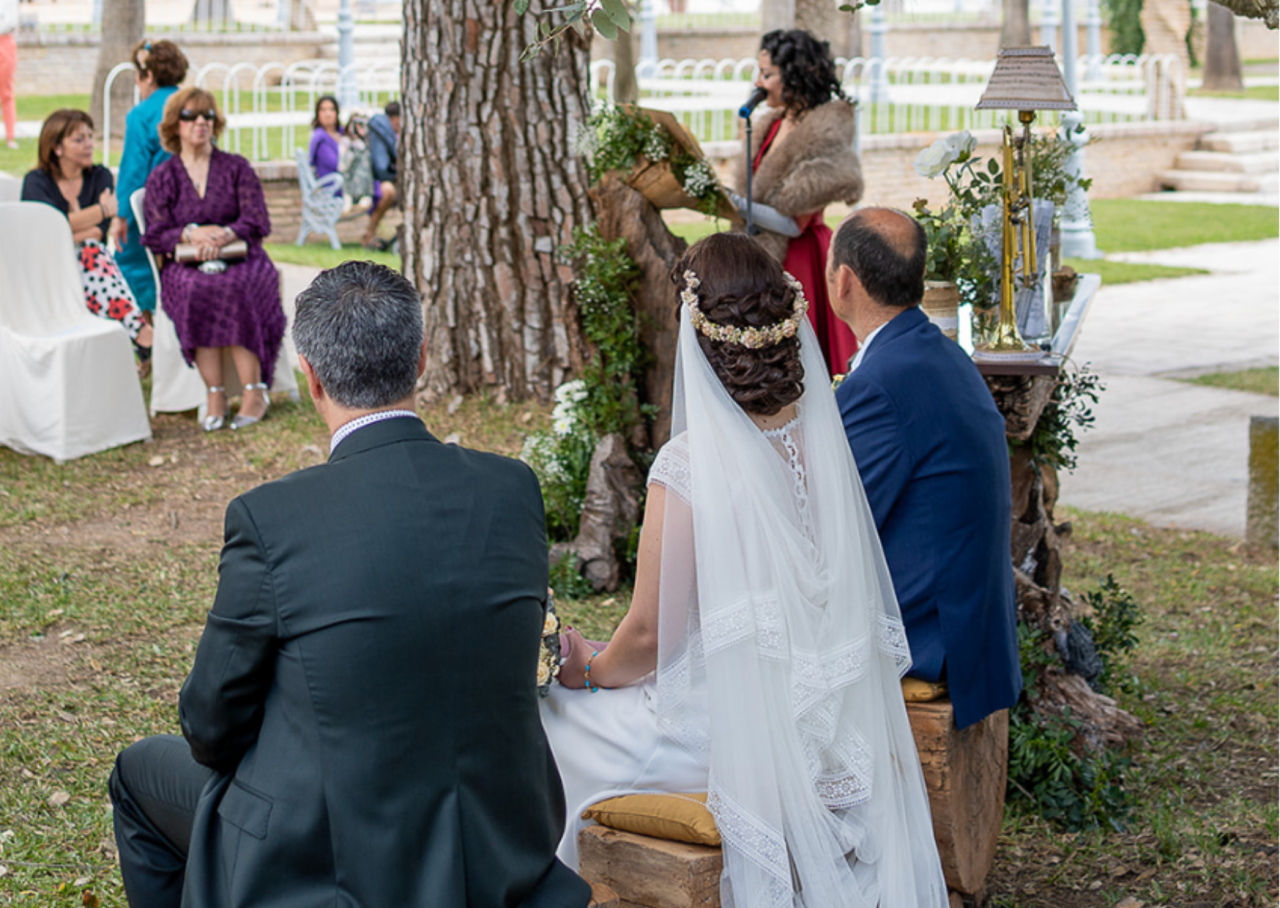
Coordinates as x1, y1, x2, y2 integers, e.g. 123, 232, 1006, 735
648, 434, 692, 504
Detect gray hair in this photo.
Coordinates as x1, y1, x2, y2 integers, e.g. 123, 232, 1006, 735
292, 261, 424, 409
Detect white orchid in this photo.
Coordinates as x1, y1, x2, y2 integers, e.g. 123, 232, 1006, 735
913, 137, 960, 179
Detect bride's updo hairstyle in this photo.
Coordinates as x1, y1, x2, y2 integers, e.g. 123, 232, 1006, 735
673, 233, 805, 416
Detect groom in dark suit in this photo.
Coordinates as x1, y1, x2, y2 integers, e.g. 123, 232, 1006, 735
109, 262, 590, 908
827, 208, 1022, 730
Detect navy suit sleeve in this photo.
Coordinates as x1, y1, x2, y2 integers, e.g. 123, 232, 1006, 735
839, 377, 912, 530
179, 496, 277, 774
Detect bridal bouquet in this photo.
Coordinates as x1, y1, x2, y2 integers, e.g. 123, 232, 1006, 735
537, 592, 563, 696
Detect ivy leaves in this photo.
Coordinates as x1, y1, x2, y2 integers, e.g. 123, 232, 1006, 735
515, 0, 633, 57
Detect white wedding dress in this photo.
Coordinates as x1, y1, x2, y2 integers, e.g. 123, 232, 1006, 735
540, 310, 947, 908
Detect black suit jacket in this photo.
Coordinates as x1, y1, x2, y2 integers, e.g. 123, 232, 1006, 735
177, 417, 588, 908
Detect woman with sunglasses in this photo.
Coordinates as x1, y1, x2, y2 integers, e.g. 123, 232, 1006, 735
142, 87, 286, 431
21, 108, 154, 363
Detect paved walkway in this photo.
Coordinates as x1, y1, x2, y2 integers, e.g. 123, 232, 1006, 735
1058, 237, 1279, 538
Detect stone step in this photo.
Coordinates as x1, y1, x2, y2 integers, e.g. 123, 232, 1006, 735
1199, 129, 1280, 154
1174, 150, 1280, 174
1157, 168, 1279, 193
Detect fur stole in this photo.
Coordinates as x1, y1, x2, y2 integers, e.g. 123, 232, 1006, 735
731, 99, 863, 262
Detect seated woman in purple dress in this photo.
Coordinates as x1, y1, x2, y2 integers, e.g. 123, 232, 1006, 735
142, 87, 286, 432
308, 94, 342, 197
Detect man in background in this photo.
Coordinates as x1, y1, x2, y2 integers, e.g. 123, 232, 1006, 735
363, 99, 399, 249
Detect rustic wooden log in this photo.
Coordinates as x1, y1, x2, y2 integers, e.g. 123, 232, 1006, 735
579, 826, 722, 908
551, 433, 644, 592
589, 881, 621, 908
589, 174, 689, 449
986, 372, 1144, 755
906, 700, 1009, 897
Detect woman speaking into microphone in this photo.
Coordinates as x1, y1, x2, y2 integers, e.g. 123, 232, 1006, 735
731, 29, 863, 375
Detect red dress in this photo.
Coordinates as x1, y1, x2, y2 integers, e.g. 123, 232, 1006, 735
754, 119, 858, 376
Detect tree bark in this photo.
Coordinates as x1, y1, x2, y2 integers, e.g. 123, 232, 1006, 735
1213, 0, 1277, 27
999, 0, 1031, 48
613, 11, 639, 106
797, 0, 850, 58
1203, 2, 1245, 90
400, 3, 596, 401
761, 0, 796, 34
90, 0, 145, 137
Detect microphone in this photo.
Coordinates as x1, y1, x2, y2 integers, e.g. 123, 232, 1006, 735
738, 87, 767, 119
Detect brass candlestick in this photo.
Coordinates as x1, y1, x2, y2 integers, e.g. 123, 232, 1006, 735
974, 47, 1077, 358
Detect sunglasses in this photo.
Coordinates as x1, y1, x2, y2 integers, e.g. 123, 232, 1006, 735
178, 109, 217, 123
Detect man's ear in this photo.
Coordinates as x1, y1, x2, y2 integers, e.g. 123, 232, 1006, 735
835, 263, 860, 301
298, 354, 325, 404
416, 340, 428, 379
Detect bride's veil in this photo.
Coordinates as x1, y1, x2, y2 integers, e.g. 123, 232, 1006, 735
653, 288, 948, 908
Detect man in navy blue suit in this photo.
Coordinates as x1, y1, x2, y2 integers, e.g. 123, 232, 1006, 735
827, 208, 1021, 730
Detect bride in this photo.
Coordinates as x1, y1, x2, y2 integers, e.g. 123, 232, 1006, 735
541, 232, 947, 908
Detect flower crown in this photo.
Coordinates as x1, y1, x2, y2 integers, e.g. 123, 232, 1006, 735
682, 269, 808, 349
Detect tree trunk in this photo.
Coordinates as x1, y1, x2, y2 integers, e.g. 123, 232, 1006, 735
400, 3, 596, 401
999, 0, 1031, 48
1203, 2, 1244, 90
796, 0, 842, 56
613, 12, 639, 106
1211, 0, 1276, 28
761, 0, 796, 34
90, 0, 145, 138
191, 0, 236, 28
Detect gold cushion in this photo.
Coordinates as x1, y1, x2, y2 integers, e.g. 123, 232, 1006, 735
902, 677, 948, 702
582, 792, 720, 847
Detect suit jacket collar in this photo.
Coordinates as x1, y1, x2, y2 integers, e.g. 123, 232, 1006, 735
328, 415, 435, 463
860, 307, 927, 367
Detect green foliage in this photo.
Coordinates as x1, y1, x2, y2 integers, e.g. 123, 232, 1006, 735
1081, 574, 1143, 695
550, 549, 597, 599
580, 106, 724, 217
1013, 362, 1104, 472
1008, 576, 1144, 831
515, 0, 633, 58
1008, 700, 1134, 831
522, 225, 650, 545
1105, 0, 1146, 56
560, 225, 652, 439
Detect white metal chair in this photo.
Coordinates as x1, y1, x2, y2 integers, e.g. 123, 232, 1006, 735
0, 202, 151, 461
131, 188, 300, 417
294, 148, 344, 250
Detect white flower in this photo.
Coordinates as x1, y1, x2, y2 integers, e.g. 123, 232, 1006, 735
536, 657, 552, 687
553, 379, 588, 405
946, 130, 977, 161
553, 413, 575, 437
543, 612, 560, 636
914, 137, 960, 179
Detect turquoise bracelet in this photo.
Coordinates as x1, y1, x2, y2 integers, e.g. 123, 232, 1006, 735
585, 650, 600, 693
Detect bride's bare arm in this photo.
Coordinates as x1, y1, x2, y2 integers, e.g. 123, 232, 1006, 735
560, 484, 667, 690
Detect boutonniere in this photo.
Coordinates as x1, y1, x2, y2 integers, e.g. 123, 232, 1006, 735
831, 373, 847, 390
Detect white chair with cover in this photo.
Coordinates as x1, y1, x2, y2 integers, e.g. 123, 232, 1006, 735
294, 148, 344, 251
130, 188, 300, 418
131, 188, 206, 416
0, 201, 152, 461
0, 172, 20, 202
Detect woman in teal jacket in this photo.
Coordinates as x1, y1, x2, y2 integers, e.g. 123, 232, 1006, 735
109, 39, 188, 314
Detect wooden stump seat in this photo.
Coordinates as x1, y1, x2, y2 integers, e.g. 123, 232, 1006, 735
577, 697, 1009, 908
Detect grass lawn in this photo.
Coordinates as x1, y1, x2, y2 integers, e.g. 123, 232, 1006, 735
0, 393, 1275, 907
1087, 200, 1279, 252
1182, 366, 1280, 396
263, 241, 399, 270
1190, 85, 1280, 101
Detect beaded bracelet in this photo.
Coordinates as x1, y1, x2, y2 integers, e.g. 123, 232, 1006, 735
584, 650, 601, 693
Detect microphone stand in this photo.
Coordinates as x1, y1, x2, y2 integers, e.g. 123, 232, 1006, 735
742, 113, 755, 235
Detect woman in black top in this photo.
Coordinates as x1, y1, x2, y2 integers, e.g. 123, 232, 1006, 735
21, 109, 152, 357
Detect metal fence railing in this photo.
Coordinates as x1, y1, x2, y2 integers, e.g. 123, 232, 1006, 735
589, 53, 1185, 148
101, 60, 400, 167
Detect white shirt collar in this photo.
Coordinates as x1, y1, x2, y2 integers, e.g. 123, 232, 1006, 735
847, 322, 889, 373
329, 409, 419, 455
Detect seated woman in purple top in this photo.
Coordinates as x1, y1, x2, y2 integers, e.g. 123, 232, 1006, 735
308, 94, 342, 197
142, 87, 286, 433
